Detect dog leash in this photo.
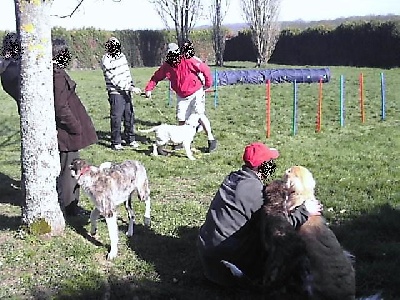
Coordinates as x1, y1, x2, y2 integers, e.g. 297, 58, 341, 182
140, 92, 172, 123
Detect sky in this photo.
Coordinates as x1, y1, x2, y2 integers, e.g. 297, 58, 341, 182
0, 0, 399, 31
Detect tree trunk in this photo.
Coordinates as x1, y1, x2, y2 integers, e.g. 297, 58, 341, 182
15, 0, 65, 236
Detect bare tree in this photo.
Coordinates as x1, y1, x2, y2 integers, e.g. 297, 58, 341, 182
209, 0, 229, 66
148, 0, 203, 45
240, 0, 281, 67
14, 0, 65, 235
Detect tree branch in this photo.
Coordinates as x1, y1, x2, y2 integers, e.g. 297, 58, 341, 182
50, 0, 85, 18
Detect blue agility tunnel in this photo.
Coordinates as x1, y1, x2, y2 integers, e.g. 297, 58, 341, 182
215, 68, 331, 86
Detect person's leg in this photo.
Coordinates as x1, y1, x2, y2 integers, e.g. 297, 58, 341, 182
192, 88, 217, 152
122, 92, 138, 147
58, 151, 81, 216
196, 238, 238, 288
108, 93, 125, 148
176, 95, 191, 125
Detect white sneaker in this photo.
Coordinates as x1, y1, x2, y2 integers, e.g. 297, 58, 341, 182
112, 144, 123, 150
129, 141, 139, 148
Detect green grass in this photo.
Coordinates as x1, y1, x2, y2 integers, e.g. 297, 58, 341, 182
0, 62, 399, 299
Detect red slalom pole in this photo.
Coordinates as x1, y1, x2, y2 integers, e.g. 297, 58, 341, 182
266, 79, 271, 138
316, 78, 323, 132
359, 73, 365, 123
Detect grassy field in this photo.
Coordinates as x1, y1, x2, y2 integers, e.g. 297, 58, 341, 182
0, 62, 399, 299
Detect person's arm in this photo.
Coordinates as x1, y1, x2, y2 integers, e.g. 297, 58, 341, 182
286, 204, 309, 229
192, 59, 212, 89
144, 64, 167, 92
53, 69, 81, 134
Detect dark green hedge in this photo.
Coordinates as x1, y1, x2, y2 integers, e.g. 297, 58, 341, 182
1, 20, 399, 68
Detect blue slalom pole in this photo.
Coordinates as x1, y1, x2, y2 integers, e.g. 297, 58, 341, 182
340, 75, 345, 127
292, 80, 298, 136
380, 72, 386, 121
214, 68, 218, 108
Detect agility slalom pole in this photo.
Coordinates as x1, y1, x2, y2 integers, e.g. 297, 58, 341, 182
292, 80, 298, 136
316, 78, 323, 132
380, 72, 386, 121
214, 68, 219, 108
359, 73, 365, 123
168, 81, 172, 106
340, 75, 345, 127
266, 79, 271, 138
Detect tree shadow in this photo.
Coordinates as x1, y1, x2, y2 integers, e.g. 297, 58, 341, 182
127, 224, 263, 299
330, 203, 400, 299
0, 127, 20, 148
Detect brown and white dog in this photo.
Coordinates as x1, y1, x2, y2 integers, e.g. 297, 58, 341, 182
284, 166, 356, 300
70, 158, 151, 260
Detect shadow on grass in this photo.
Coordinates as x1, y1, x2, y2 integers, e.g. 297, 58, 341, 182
332, 203, 400, 299
24, 204, 400, 299
127, 224, 262, 300
0, 172, 22, 206
96, 129, 153, 149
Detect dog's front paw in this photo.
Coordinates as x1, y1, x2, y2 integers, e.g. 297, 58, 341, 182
188, 157, 196, 160
144, 217, 151, 227
107, 250, 118, 260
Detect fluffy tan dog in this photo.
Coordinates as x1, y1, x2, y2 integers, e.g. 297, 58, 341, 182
284, 166, 356, 300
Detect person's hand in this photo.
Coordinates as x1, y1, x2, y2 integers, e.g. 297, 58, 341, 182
130, 86, 142, 94
145, 90, 152, 98
304, 199, 323, 216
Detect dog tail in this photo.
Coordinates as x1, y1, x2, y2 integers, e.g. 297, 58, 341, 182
137, 126, 159, 134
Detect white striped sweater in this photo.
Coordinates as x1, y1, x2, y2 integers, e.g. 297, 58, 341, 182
101, 52, 133, 94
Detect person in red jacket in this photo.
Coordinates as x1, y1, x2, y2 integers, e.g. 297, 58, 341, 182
144, 43, 217, 153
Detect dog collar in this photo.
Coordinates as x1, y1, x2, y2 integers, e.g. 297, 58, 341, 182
78, 166, 91, 177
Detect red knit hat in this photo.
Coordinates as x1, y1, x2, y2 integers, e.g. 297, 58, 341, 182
243, 142, 279, 168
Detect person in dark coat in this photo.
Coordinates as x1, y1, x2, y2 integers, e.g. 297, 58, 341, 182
0, 32, 21, 114
1, 34, 98, 216
52, 38, 98, 216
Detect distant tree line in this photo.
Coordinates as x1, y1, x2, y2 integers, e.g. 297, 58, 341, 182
1, 19, 399, 69
225, 20, 400, 68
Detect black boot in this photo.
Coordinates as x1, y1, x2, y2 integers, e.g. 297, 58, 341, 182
207, 140, 217, 153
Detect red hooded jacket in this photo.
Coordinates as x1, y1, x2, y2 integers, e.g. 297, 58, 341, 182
145, 57, 212, 98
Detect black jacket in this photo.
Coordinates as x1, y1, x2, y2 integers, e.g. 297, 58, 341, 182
53, 65, 98, 152
0, 58, 21, 113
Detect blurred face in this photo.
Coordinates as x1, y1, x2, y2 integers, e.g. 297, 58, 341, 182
166, 50, 181, 67
54, 48, 71, 68
258, 159, 277, 181
181, 42, 194, 59
105, 40, 121, 56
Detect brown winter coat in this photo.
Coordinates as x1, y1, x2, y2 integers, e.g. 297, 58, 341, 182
53, 65, 98, 152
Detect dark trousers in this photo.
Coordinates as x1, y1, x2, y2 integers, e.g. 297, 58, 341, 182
108, 91, 135, 145
58, 151, 80, 208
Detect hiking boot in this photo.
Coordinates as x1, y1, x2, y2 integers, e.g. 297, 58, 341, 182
207, 140, 217, 153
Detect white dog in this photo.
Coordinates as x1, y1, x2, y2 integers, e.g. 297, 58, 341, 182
70, 159, 151, 260
138, 114, 200, 160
